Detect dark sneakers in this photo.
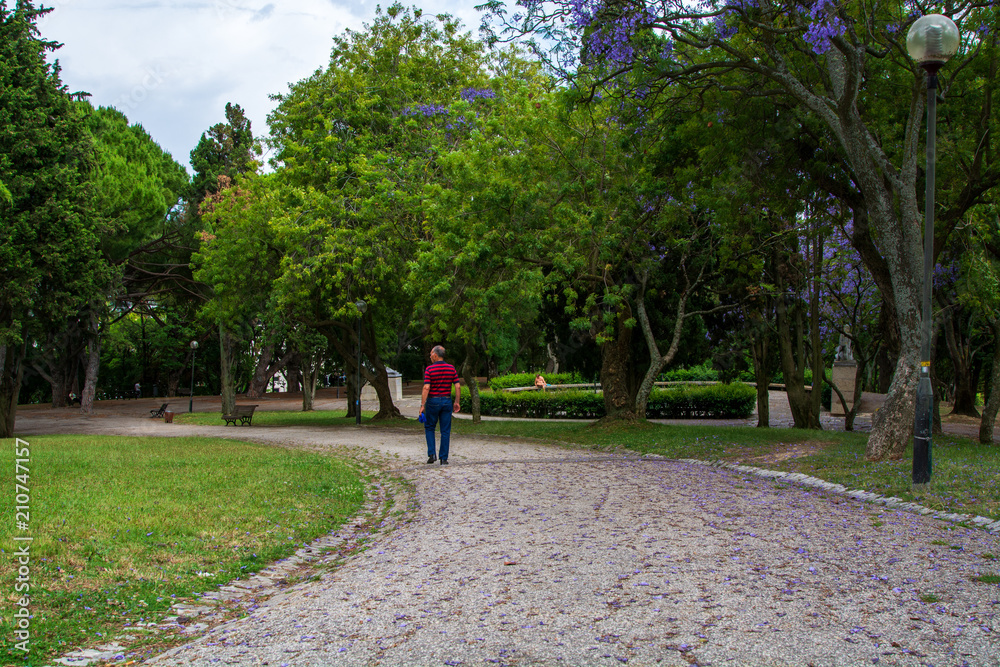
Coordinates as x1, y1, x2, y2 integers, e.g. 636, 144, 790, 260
427, 455, 437, 464
440, 458, 448, 465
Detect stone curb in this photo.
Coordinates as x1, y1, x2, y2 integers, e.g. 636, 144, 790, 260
665, 456, 1000, 534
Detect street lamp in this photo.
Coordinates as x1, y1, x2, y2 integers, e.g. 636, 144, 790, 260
907, 14, 960, 492
189, 341, 199, 413
355, 300, 367, 426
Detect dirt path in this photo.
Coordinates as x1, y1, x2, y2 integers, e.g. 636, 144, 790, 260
13, 395, 1000, 666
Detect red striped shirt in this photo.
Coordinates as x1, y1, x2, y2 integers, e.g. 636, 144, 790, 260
423, 362, 459, 397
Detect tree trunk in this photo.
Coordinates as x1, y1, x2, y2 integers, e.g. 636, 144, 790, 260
345, 370, 357, 418
842, 115, 923, 459
359, 362, 401, 420
286, 363, 302, 393
462, 344, 481, 424
247, 342, 275, 399
599, 311, 637, 421
165, 346, 190, 399
980, 321, 1000, 444
326, 319, 400, 419
360, 351, 401, 421
50, 366, 69, 408
752, 337, 771, 429
37, 334, 73, 408
80, 309, 101, 415
776, 294, 820, 429
219, 323, 237, 415
873, 301, 899, 393
301, 353, 318, 412
809, 231, 824, 422
545, 343, 559, 374
746, 302, 775, 428
943, 309, 980, 417
347, 312, 401, 420
0, 342, 26, 437
843, 350, 869, 432
633, 279, 690, 418
844, 183, 921, 458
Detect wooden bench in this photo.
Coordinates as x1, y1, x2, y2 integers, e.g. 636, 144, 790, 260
150, 403, 169, 418
222, 404, 259, 426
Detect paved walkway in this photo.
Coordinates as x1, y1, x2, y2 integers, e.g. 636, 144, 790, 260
13, 394, 1000, 666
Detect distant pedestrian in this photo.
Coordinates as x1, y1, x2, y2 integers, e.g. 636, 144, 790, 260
419, 345, 460, 465
535, 374, 547, 391
134, 382, 141, 399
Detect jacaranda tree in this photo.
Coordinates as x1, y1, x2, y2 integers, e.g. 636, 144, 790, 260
484, 0, 1000, 459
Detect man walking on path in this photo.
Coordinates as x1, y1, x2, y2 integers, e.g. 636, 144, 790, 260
419, 345, 460, 464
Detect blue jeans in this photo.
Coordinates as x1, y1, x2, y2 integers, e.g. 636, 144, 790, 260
424, 396, 453, 460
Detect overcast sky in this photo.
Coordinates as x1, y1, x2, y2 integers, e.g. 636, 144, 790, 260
39, 0, 492, 172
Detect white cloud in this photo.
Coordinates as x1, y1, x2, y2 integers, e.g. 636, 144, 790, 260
39, 0, 491, 171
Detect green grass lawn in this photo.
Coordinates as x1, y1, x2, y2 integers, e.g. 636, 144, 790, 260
1, 435, 365, 664
173, 409, 372, 427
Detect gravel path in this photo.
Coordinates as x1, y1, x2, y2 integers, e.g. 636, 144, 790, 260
15, 398, 1000, 666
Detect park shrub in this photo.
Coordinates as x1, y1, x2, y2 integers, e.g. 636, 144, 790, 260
657, 363, 718, 382
645, 383, 756, 418
463, 383, 756, 419
488, 371, 588, 391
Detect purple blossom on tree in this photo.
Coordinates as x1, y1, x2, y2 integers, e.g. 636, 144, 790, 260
402, 104, 449, 118
460, 88, 497, 103
713, 12, 738, 40
802, 0, 847, 54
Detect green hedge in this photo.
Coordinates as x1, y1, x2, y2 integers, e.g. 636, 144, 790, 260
462, 383, 756, 419
657, 364, 718, 383
646, 383, 756, 418
488, 371, 588, 391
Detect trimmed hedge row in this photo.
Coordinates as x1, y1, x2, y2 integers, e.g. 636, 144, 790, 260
487, 372, 587, 391
461, 383, 756, 419
647, 383, 756, 418
658, 364, 718, 383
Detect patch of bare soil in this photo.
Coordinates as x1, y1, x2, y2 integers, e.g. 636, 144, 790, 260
728, 441, 830, 466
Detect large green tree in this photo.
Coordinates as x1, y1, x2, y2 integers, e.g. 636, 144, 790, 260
409, 67, 552, 420
189, 102, 260, 415
265, 4, 500, 418
24, 104, 189, 412
0, 1, 104, 435
188, 102, 257, 212
78, 105, 188, 413
193, 172, 295, 408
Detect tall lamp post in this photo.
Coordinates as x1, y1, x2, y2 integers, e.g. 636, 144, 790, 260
906, 14, 960, 492
355, 300, 367, 426
189, 341, 199, 413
